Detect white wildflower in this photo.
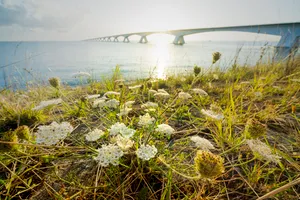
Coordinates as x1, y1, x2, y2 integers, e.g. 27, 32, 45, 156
157, 89, 169, 94
114, 79, 125, 83
246, 139, 281, 163
109, 122, 127, 136
141, 102, 158, 109
129, 85, 142, 90
114, 135, 135, 150
120, 127, 136, 138
148, 89, 157, 95
105, 99, 119, 108
33, 98, 62, 110
190, 88, 208, 96
87, 94, 100, 100
190, 136, 215, 150
94, 144, 124, 167
92, 99, 106, 108
136, 145, 158, 161
85, 128, 105, 141
118, 107, 132, 116
178, 92, 192, 100
154, 92, 170, 99
104, 91, 120, 97
35, 122, 73, 145
72, 72, 91, 78
121, 101, 135, 108
201, 109, 224, 120
155, 124, 175, 136
138, 113, 155, 127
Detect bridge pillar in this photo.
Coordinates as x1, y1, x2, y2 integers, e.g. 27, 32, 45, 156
274, 29, 300, 61
123, 36, 130, 43
114, 37, 119, 42
173, 35, 185, 45
107, 37, 112, 42
139, 36, 148, 44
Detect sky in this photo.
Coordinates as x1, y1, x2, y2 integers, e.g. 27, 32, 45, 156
0, 0, 300, 41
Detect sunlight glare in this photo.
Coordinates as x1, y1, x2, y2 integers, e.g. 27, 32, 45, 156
148, 35, 172, 79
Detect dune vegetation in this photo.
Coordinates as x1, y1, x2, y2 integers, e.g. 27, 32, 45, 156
0, 53, 299, 199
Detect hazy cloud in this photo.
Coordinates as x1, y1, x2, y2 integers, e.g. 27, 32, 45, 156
0, 0, 77, 30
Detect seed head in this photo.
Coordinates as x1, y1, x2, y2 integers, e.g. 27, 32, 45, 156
194, 150, 224, 178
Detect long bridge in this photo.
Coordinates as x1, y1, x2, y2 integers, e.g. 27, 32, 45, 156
85, 22, 300, 59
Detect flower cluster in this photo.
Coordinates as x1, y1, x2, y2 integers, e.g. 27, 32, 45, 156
85, 128, 105, 141
246, 139, 281, 163
94, 144, 124, 167
35, 122, 73, 145
154, 89, 170, 99
155, 124, 175, 136
201, 109, 224, 120
129, 85, 142, 90
190, 136, 215, 150
105, 99, 120, 108
114, 135, 135, 150
136, 145, 158, 161
138, 113, 155, 127
109, 122, 136, 138
141, 102, 158, 109
190, 88, 208, 96
178, 92, 192, 100
33, 98, 62, 110
103, 91, 120, 97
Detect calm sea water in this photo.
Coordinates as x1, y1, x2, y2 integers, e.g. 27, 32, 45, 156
0, 40, 277, 89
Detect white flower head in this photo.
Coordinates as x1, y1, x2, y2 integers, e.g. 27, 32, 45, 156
201, 109, 224, 120
120, 127, 136, 138
124, 101, 135, 107
190, 136, 215, 150
246, 139, 281, 163
104, 91, 120, 97
105, 99, 119, 108
114, 135, 135, 150
157, 89, 169, 94
141, 102, 158, 109
138, 113, 155, 127
136, 145, 158, 161
154, 92, 170, 99
94, 144, 124, 167
190, 88, 208, 96
87, 94, 101, 100
85, 128, 105, 141
155, 124, 175, 136
118, 107, 132, 117
109, 122, 127, 136
35, 121, 73, 145
129, 85, 142, 90
178, 92, 192, 100
148, 89, 157, 95
93, 99, 106, 108
33, 98, 62, 110
72, 72, 91, 78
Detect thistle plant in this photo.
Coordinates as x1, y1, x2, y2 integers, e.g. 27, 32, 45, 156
194, 150, 225, 178
212, 52, 221, 64
193, 66, 201, 76
48, 77, 60, 89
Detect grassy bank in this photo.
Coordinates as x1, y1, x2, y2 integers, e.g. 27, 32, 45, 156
0, 55, 299, 199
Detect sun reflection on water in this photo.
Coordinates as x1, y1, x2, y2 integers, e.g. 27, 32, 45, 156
148, 35, 173, 79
